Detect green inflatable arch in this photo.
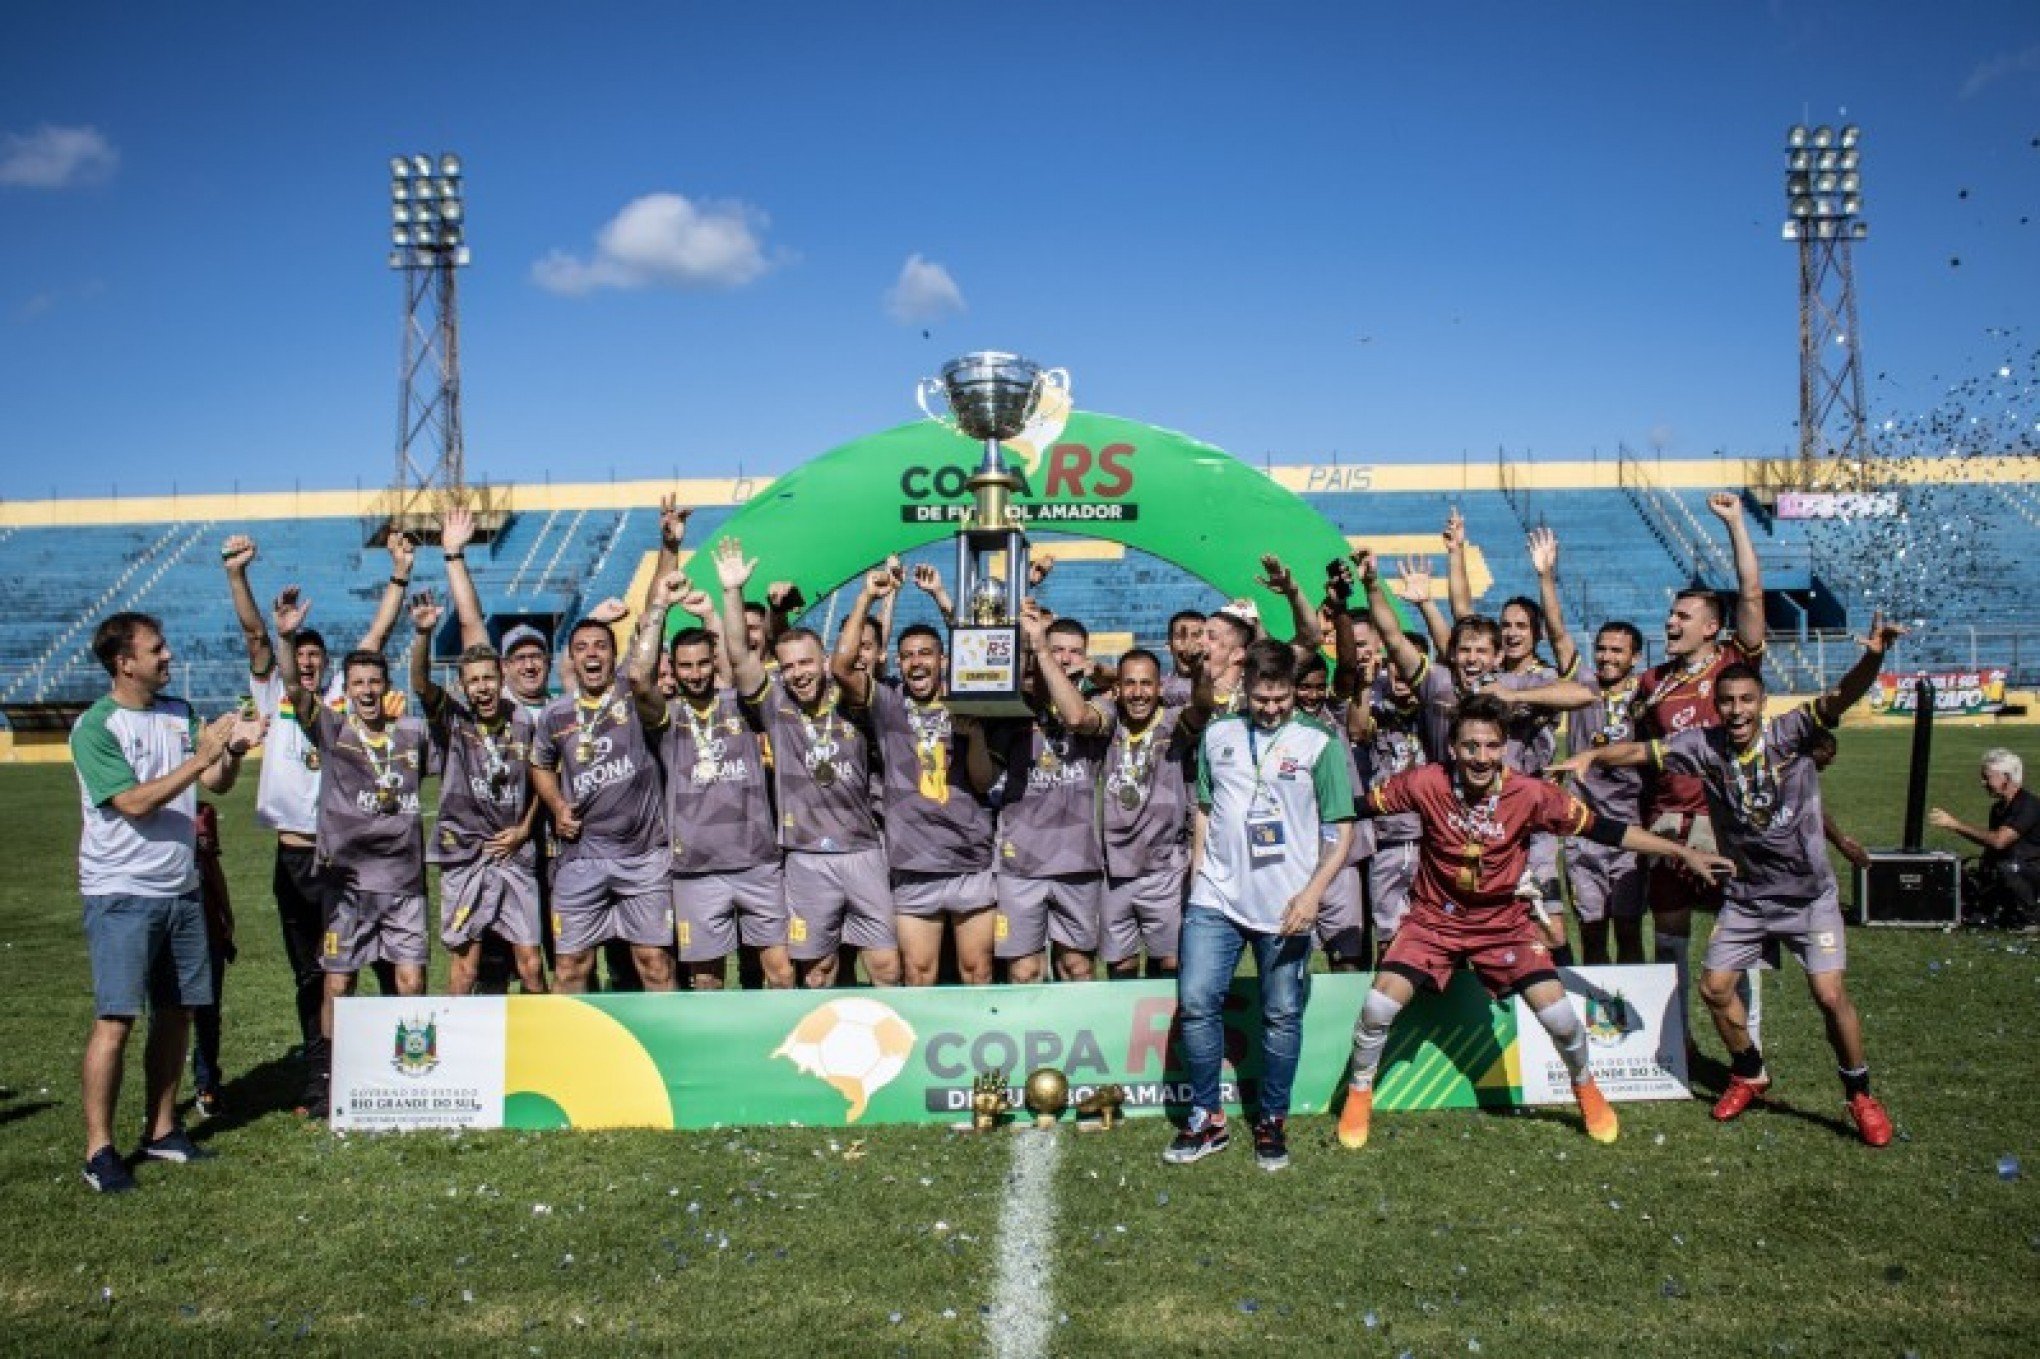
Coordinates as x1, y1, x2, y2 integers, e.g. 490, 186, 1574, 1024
679, 411, 1365, 642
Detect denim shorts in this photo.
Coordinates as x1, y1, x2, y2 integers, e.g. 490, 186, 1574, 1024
83, 892, 212, 1018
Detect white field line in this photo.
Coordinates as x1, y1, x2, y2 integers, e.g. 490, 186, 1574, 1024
987, 1127, 1061, 1359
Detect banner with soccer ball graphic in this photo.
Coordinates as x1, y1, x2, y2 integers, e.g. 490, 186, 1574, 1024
331, 968, 1686, 1132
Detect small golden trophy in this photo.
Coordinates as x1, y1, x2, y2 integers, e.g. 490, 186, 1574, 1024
970, 1068, 1008, 1133
1074, 1083, 1127, 1132
1023, 1067, 1070, 1129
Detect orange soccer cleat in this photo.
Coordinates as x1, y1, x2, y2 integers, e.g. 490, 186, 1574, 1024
1336, 1087, 1374, 1150
1711, 1074, 1771, 1123
1575, 1077, 1620, 1144
1846, 1092, 1893, 1148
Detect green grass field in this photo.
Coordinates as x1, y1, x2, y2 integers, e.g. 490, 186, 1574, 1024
2, 726, 2036, 1356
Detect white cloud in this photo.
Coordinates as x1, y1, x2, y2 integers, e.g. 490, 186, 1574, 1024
533, 192, 778, 295
1961, 43, 2040, 99
0, 124, 118, 188
885, 253, 966, 324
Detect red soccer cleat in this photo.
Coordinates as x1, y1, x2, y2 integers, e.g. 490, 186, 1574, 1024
1847, 1092, 1893, 1148
1711, 1074, 1770, 1123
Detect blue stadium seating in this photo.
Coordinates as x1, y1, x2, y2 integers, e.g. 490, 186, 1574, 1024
3, 474, 2034, 717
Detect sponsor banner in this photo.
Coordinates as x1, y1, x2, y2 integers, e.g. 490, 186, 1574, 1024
333, 969, 1683, 1132
1514, 966, 1690, 1104
1867, 669, 2009, 718
331, 997, 506, 1132
1776, 491, 1899, 520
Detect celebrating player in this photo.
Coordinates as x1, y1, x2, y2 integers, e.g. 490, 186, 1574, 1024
832, 568, 1002, 986
717, 540, 902, 987
528, 616, 679, 994
280, 626, 432, 1116
1338, 693, 1734, 1151
1554, 616, 1904, 1145
409, 591, 546, 996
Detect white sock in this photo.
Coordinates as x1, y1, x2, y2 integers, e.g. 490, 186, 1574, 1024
1658, 933, 1692, 1042
1738, 970, 1764, 1051
1348, 989, 1405, 1092
1534, 997, 1593, 1086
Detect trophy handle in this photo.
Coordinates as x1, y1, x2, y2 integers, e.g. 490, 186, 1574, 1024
1025, 367, 1072, 425
916, 377, 956, 429
1037, 367, 1071, 397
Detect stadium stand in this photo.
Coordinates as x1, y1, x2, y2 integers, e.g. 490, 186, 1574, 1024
3, 454, 2036, 728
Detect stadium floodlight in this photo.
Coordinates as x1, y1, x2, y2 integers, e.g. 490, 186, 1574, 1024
388, 150, 469, 272
1783, 120, 1869, 471
1788, 124, 1809, 149
391, 155, 410, 178
410, 153, 432, 177
1839, 124, 1860, 149
1812, 124, 1834, 148
439, 153, 461, 178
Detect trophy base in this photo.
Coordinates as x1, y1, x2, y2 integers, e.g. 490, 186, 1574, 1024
946, 626, 1031, 718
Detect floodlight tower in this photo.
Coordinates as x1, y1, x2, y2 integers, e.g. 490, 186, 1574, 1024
375, 152, 472, 545
1782, 123, 1869, 484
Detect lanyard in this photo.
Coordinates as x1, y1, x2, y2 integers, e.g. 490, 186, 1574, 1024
572, 690, 609, 755
1729, 721, 1778, 828
1245, 721, 1288, 803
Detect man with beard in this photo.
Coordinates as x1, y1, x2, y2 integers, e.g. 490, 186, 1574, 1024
999, 604, 1114, 984
1162, 610, 1207, 708
831, 568, 1002, 986
1554, 617, 1903, 1145
716, 540, 901, 988
1033, 638, 1195, 980
73, 613, 258, 1190
221, 530, 410, 1113
527, 616, 678, 995
280, 630, 432, 1116
409, 591, 546, 996
625, 571, 791, 990
1338, 694, 1735, 1152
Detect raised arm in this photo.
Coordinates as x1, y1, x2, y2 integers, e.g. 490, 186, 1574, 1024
220, 534, 275, 677
830, 568, 894, 709
356, 533, 417, 653
1442, 507, 1473, 621
627, 570, 684, 725
1812, 612, 1905, 726
910, 562, 956, 626
714, 539, 769, 697
1356, 551, 1424, 682
408, 589, 447, 714
273, 591, 321, 734
1706, 492, 1765, 653
1528, 527, 1577, 676
1326, 560, 1362, 701
1258, 553, 1322, 654
1394, 553, 1453, 658
438, 506, 489, 650
872, 555, 903, 674
765, 581, 802, 646
1020, 600, 1107, 735
648, 493, 693, 609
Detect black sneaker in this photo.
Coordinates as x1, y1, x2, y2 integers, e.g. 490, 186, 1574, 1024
139, 1127, 217, 1164
1252, 1116, 1290, 1172
1162, 1111, 1230, 1165
83, 1144, 137, 1193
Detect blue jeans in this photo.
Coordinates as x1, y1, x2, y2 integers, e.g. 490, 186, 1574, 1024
1175, 904, 1314, 1120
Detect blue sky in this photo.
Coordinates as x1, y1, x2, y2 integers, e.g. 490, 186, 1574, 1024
1, 2, 2035, 497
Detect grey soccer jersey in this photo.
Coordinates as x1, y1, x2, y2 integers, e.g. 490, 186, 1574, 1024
1654, 705, 1835, 903
1567, 674, 1644, 822
1096, 699, 1195, 880
995, 703, 1109, 877
423, 691, 536, 868
1496, 662, 1564, 774
866, 684, 994, 873
745, 675, 879, 854
1358, 674, 1426, 845
531, 683, 666, 865
658, 688, 776, 873
1413, 655, 1460, 767
308, 706, 429, 894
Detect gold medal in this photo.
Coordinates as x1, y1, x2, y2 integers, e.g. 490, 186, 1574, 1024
813, 759, 839, 788
1115, 782, 1143, 813
376, 787, 400, 814
693, 756, 718, 784
575, 737, 595, 766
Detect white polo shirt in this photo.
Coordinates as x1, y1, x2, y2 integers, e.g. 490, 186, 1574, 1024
1189, 711, 1355, 932
71, 693, 202, 898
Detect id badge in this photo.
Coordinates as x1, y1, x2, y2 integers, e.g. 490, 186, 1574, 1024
1248, 816, 1286, 863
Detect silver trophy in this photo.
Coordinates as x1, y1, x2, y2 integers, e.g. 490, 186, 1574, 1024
916, 352, 1070, 716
